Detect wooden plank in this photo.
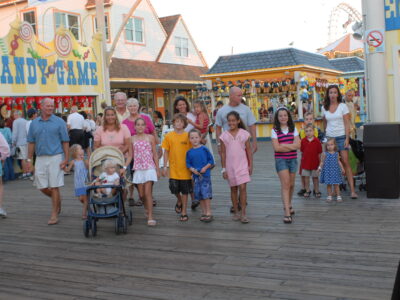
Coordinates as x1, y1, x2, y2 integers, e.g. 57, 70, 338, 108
0, 142, 399, 299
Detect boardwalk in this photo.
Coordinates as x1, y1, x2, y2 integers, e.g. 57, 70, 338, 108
0, 142, 398, 299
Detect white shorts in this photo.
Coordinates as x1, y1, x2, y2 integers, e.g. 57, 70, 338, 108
301, 169, 318, 177
132, 169, 158, 184
34, 154, 64, 189
16, 144, 28, 160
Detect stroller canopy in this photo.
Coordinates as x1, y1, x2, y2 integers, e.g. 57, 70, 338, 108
89, 146, 125, 178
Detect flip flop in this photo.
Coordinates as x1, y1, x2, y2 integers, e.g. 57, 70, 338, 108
180, 214, 189, 222
202, 215, 214, 223
48, 218, 59, 225
147, 219, 157, 226
240, 216, 249, 224
175, 203, 182, 214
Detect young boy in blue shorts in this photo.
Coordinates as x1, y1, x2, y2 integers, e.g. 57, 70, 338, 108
186, 129, 214, 222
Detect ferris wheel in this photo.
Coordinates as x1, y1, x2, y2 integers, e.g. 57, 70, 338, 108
328, 3, 362, 44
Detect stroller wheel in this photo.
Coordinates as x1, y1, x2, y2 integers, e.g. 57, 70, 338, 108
122, 217, 128, 234
128, 210, 133, 226
115, 218, 120, 235
83, 220, 90, 238
91, 218, 97, 237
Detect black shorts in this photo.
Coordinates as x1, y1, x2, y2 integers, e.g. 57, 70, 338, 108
169, 179, 193, 195
69, 129, 84, 148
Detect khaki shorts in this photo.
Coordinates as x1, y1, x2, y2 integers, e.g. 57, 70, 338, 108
34, 154, 64, 189
16, 144, 28, 160
301, 169, 318, 177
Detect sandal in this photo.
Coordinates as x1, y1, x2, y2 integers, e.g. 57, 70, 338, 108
175, 203, 182, 214
202, 215, 214, 223
200, 215, 207, 221
351, 193, 358, 199
336, 196, 343, 202
314, 191, 322, 198
297, 188, 306, 196
303, 191, 311, 198
134, 199, 143, 206
48, 218, 59, 225
283, 215, 292, 224
232, 214, 240, 221
153, 200, 157, 207
180, 214, 189, 222
290, 206, 295, 216
191, 202, 200, 210
128, 198, 135, 207
326, 196, 333, 203
147, 219, 157, 226
240, 216, 249, 224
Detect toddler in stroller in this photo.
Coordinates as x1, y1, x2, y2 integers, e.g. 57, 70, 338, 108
83, 146, 132, 237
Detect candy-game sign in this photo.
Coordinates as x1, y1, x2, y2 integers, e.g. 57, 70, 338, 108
0, 18, 105, 96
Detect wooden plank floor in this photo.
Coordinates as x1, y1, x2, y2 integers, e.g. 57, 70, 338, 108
0, 142, 398, 299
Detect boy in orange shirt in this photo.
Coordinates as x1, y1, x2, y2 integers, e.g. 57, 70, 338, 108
162, 113, 192, 221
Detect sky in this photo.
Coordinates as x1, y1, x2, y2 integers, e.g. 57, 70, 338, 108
151, 0, 362, 67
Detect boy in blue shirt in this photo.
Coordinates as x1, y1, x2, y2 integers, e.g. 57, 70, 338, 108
186, 129, 214, 222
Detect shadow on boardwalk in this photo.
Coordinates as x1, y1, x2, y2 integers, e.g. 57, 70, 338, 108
0, 142, 398, 299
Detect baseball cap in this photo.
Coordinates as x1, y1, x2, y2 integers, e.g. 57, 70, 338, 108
27, 108, 37, 118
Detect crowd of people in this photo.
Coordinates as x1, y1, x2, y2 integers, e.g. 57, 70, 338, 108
0, 85, 358, 227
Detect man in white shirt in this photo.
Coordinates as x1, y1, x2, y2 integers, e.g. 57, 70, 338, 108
67, 106, 85, 147
115, 92, 129, 122
216, 87, 258, 154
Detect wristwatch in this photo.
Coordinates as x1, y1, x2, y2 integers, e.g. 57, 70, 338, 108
27, 159, 32, 162
123, 166, 127, 170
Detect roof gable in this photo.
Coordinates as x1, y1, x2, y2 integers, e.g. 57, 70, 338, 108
156, 15, 206, 67
159, 14, 180, 36
207, 48, 338, 75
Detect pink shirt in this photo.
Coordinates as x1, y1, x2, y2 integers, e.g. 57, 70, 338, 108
122, 114, 155, 136
94, 124, 131, 148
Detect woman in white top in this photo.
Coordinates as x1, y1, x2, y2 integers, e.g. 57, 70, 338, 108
173, 95, 196, 132
322, 85, 357, 199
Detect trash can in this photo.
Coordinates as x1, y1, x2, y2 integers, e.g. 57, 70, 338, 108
363, 123, 400, 199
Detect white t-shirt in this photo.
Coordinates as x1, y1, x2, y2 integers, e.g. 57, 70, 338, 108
67, 112, 85, 130
271, 127, 299, 139
322, 103, 349, 137
216, 103, 256, 131
99, 171, 120, 194
185, 112, 196, 132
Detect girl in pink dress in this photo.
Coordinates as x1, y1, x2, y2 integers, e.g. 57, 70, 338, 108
131, 118, 160, 226
220, 111, 253, 223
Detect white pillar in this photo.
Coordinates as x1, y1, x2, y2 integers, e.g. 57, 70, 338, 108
95, 0, 112, 106
362, 0, 389, 122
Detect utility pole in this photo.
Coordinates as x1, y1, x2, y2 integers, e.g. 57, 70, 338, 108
95, 0, 111, 106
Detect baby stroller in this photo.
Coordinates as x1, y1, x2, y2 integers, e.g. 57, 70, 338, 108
340, 138, 366, 192
83, 146, 133, 237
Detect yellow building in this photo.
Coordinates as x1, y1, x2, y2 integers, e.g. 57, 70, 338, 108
201, 48, 342, 139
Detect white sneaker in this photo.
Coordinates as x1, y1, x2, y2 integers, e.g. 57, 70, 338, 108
0, 207, 7, 218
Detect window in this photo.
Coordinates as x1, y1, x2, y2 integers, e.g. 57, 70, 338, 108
175, 37, 188, 57
23, 10, 37, 35
55, 11, 80, 40
125, 17, 143, 43
94, 14, 110, 41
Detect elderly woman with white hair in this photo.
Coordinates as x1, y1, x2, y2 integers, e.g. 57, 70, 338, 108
122, 98, 159, 206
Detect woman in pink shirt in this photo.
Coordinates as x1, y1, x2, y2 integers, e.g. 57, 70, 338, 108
122, 98, 158, 142
94, 107, 132, 174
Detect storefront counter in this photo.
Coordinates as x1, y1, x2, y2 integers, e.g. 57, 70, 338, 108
255, 118, 324, 141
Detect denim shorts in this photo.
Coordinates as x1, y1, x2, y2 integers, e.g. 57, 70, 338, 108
327, 135, 349, 152
275, 158, 298, 173
193, 176, 212, 201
